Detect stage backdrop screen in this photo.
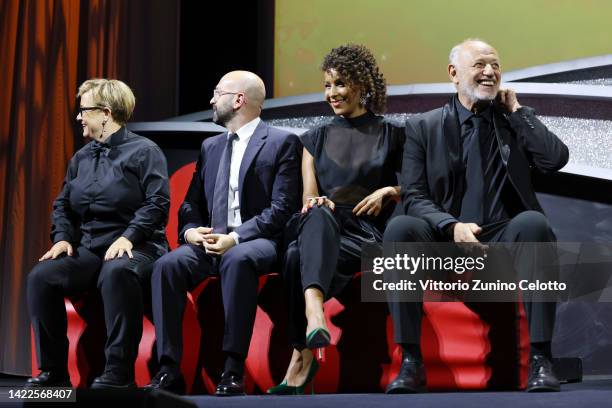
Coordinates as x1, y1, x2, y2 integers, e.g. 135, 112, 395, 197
274, 0, 612, 97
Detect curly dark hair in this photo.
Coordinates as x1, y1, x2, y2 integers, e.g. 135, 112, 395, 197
321, 43, 387, 114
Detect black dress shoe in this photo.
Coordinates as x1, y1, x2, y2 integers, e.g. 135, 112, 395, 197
526, 354, 560, 392
26, 371, 72, 388
386, 360, 427, 394
91, 369, 136, 389
144, 369, 186, 394
215, 372, 245, 396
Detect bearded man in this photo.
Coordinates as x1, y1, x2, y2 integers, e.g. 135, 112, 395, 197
384, 39, 569, 394
146, 71, 301, 396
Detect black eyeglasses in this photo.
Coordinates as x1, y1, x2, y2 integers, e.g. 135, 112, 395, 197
78, 106, 105, 116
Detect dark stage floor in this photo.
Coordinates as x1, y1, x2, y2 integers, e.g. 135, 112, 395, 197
181, 379, 612, 408
1, 375, 611, 407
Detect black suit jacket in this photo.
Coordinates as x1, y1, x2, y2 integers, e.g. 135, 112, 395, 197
178, 120, 301, 244
400, 96, 569, 230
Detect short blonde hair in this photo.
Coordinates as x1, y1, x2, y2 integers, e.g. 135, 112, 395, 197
77, 78, 136, 125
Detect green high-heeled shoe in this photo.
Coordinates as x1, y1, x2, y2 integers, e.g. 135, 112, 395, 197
306, 327, 331, 349
267, 359, 320, 395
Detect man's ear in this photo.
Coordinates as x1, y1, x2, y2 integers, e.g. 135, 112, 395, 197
448, 64, 458, 84
234, 93, 247, 109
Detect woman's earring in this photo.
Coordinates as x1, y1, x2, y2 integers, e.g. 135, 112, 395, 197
360, 92, 371, 107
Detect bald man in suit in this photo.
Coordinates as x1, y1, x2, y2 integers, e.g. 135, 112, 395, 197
146, 71, 301, 396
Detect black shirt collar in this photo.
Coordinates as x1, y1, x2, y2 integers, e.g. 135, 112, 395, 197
455, 95, 492, 126
331, 110, 379, 128
104, 126, 129, 146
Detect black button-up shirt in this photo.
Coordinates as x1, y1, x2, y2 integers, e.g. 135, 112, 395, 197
51, 127, 170, 253
456, 99, 512, 225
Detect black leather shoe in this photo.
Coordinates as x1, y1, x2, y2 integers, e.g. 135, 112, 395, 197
26, 371, 72, 388
91, 369, 136, 389
526, 354, 560, 392
215, 372, 245, 396
385, 360, 427, 394
144, 369, 186, 394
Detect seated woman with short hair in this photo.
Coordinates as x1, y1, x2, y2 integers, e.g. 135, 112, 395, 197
26, 78, 170, 389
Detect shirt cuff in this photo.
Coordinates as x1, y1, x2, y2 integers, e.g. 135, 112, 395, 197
437, 217, 458, 237
52, 232, 73, 244
229, 231, 240, 245
511, 106, 535, 116
122, 226, 145, 245
184, 227, 197, 243
509, 106, 537, 128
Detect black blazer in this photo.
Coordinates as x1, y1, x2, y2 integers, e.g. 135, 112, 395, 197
178, 120, 301, 244
400, 96, 569, 230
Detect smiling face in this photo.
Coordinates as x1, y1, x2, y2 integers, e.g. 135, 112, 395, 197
324, 69, 367, 118
449, 41, 501, 111
76, 90, 107, 140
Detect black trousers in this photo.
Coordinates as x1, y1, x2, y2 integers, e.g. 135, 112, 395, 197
284, 206, 381, 348
384, 210, 557, 345
151, 239, 277, 365
27, 245, 158, 375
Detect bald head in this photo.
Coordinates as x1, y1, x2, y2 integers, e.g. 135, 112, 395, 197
219, 70, 266, 109
211, 70, 266, 131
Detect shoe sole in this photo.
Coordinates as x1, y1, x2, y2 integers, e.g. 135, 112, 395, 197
386, 385, 427, 394
25, 382, 72, 388
526, 385, 560, 392
90, 382, 137, 390
215, 391, 246, 397
267, 390, 300, 395
143, 380, 186, 395
143, 386, 186, 395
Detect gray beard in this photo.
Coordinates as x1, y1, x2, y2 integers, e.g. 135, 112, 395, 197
459, 82, 495, 106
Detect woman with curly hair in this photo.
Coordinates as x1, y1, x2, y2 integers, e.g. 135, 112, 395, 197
268, 44, 405, 394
